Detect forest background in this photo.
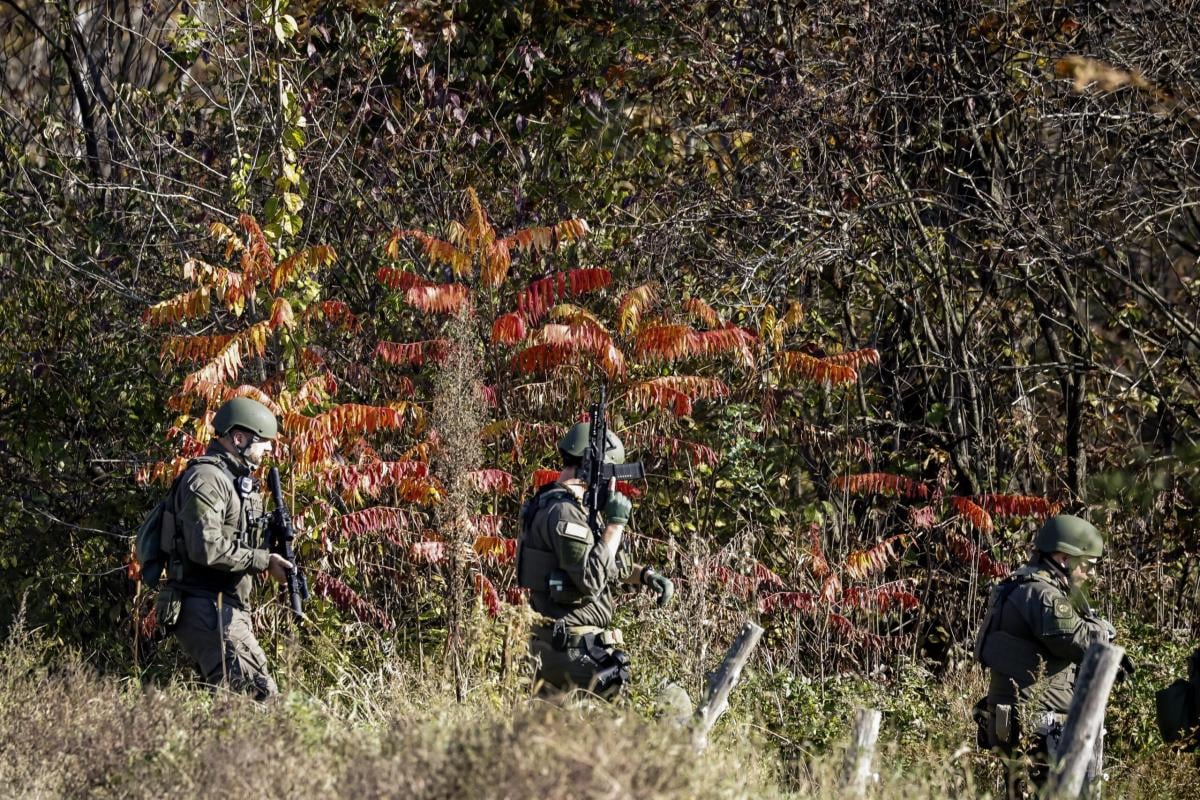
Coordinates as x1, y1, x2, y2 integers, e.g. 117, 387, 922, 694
2, 0, 1199, 797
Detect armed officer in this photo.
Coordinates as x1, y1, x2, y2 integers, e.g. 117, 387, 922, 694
516, 423, 674, 699
156, 397, 293, 699
973, 514, 1115, 796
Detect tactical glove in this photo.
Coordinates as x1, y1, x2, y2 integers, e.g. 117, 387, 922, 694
641, 567, 675, 607
604, 491, 632, 525
1117, 653, 1137, 683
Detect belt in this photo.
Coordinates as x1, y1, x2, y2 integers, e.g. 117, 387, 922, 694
532, 622, 622, 650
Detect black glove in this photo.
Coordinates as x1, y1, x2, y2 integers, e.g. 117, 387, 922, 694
641, 567, 675, 607
1117, 653, 1136, 682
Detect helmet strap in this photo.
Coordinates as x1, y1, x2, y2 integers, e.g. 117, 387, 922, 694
1041, 552, 1071, 580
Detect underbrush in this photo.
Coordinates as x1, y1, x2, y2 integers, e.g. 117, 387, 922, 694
3, 609, 1198, 799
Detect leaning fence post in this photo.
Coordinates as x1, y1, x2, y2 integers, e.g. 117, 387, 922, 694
1045, 642, 1124, 800
692, 621, 763, 751
840, 707, 882, 798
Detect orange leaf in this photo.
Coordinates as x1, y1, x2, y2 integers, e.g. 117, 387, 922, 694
473, 535, 518, 564
406, 283, 469, 314
377, 266, 432, 291
160, 331, 237, 364
410, 540, 447, 564
464, 188, 497, 248
334, 506, 424, 538
822, 348, 880, 370
947, 532, 1007, 578
632, 324, 693, 362
775, 351, 858, 386
467, 469, 515, 494
831, 472, 930, 500
974, 494, 1061, 519
842, 581, 920, 612
301, 300, 359, 331
375, 339, 450, 367
311, 570, 392, 629
623, 376, 730, 417
617, 283, 657, 335
270, 245, 337, 293
473, 572, 503, 617
950, 496, 994, 534
180, 339, 242, 396
269, 297, 295, 329
388, 229, 470, 275
758, 591, 818, 614
516, 268, 612, 323
501, 218, 590, 254
683, 297, 722, 328
491, 312, 527, 345
238, 214, 274, 283
482, 240, 512, 288
688, 326, 758, 368
844, 534, 912, 580
143, 287, 211, 326
532, 468, 560, 488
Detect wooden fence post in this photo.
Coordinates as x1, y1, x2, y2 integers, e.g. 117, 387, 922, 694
840, 707, 882, 798
1045, 642, 1124, 799
692, 621, 763, 751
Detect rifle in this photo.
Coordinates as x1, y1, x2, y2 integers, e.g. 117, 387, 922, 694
267, 467, 310, 621
578, 387, 645, 535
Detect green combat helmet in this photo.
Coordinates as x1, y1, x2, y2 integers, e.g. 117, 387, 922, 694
558, 423, 625, 464
1034, 514, 1103, 559
212, 397, 279, 440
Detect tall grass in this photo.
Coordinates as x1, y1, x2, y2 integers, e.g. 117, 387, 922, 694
5, 606, 1199, 799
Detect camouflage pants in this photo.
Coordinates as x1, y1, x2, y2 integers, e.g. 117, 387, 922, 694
175, 595, 277, 701
530, 628, 630, 701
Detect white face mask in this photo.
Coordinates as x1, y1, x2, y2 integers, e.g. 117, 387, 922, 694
242, 438, 273, 468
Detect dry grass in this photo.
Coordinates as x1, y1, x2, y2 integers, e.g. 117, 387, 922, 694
4, 605, 1199, 799
0, 622, 776, 800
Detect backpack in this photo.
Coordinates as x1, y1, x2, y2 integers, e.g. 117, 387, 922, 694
1156, 647, 1200, 750
135, 456, 236, 588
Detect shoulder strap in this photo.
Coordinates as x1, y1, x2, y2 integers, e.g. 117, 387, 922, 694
186, 455, 239, 489
519, 484, 569, 536
175, 455, 250, 536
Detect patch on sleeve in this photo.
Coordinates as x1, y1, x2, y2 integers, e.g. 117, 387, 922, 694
559, 521, 591, 542
1042, 597, 1079, 636
560, 538, 590, 566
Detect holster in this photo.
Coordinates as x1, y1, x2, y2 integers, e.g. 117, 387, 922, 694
577, 632, 631, 696
971, 698, 991, 749
154, 586, 183, 634
993, 703, 1015, 746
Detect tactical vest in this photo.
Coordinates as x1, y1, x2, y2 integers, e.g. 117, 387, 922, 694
975, 564, 1078, 705
167, 455, 262, 591
516, 484, 581, 599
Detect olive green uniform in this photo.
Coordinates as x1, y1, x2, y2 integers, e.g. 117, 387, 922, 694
163, 443, 277, 699
974, 557, 1108, 792
517, 482, 633, 698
